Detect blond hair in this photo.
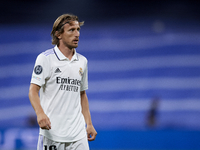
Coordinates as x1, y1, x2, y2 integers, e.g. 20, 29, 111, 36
51, 14, 84, 46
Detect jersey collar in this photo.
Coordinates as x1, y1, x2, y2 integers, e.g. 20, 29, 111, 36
54, 45, 78, 61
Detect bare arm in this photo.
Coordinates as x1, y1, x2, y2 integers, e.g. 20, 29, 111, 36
29, 83, 51, 130
81, 90, 97, 141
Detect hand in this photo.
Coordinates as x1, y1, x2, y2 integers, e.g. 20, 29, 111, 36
86, 125, 97, 141
37, 112, 51, 130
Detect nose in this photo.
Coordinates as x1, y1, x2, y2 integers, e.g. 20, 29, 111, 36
75, 30, 80, 37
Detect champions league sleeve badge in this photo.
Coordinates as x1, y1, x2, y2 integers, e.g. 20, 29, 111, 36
34, 65, 43, 75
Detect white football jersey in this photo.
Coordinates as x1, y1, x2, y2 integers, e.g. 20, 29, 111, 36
31, 45, 88, 142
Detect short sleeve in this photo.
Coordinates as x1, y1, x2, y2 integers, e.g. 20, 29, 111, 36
80, 60, 88, 91
30, 53, 50, 86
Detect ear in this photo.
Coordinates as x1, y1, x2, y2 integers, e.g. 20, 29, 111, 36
55, 31, 61, 39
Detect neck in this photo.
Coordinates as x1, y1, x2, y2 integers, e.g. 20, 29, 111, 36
58, 45, 75, 60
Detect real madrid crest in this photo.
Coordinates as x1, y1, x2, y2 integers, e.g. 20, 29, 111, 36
79, 67, 83, 76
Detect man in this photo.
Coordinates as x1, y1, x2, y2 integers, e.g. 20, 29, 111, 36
29, 14, 97, 150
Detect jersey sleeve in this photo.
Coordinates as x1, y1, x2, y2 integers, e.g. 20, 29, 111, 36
30, 53, 50, 86
80, 59, 88, 91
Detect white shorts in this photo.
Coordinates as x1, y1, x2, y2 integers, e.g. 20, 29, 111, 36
37, 135, 89, 150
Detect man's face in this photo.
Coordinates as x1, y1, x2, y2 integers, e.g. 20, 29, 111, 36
58, 21, 80, 49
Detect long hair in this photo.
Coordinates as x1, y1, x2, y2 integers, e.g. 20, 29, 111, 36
51, 14, 84, 46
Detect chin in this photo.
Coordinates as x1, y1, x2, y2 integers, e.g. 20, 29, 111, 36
73, 45, 78, 48
68, 45, 78, 49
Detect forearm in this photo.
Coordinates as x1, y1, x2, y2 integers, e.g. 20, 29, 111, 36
81, 91, 93, 126
29, 83, 51, 129
29, 84, 44, 116
81, 91, 97, 140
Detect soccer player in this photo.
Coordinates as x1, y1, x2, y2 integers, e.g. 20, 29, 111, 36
29, 14, 97, 150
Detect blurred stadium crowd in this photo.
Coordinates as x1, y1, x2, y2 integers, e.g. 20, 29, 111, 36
0, 0, 200, 149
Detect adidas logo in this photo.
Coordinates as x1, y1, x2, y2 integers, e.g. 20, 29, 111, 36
55, 68, 61, 73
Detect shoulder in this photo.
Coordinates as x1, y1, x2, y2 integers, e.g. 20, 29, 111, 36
76, 53, 87, 62
36, 48, 54, 60
41, 48, 54, 57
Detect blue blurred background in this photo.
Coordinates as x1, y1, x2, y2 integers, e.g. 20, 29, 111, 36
0, 0, 200, 149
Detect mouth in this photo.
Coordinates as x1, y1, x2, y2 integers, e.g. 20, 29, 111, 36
73, 39, 79, 44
